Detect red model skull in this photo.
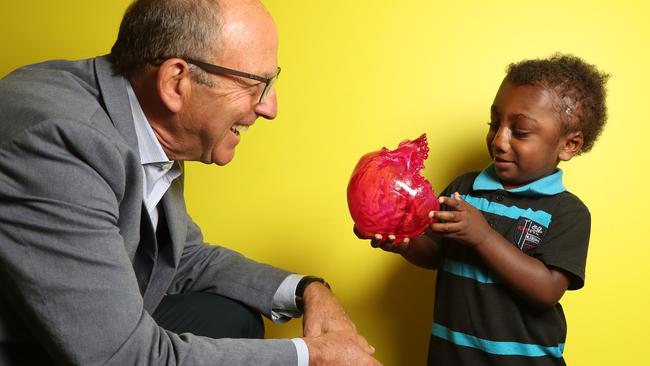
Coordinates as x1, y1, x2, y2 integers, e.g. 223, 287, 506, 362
347, 134, 439, 242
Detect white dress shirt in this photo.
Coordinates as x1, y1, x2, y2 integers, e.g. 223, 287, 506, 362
126, 84, 308, 365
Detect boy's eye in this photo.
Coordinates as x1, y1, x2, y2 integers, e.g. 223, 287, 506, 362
512, 129, 531, 138
487, 121, 499, 130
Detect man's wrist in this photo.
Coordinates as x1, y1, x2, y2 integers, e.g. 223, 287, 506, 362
295, 276, 330, 311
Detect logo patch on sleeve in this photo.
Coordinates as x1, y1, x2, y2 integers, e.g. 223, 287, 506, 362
512, 218, 546, 251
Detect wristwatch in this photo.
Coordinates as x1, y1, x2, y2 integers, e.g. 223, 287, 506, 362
295, 275, 330, 311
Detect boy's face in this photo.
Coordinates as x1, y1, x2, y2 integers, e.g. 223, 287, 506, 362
487, 81, 582, 189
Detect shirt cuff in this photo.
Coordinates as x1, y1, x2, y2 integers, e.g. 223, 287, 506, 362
291, 337, 309, 366
271, 273, 304, 322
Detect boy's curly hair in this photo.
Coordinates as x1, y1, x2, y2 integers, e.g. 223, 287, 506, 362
505, 53, 609, 153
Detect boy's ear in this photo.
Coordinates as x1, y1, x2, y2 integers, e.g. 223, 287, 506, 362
559, 130, 584, 161
156, 58, 193, 113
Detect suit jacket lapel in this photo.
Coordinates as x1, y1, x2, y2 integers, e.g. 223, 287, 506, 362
135, 204, 157, 297
94, 55, 186, 309
94, 55, 140, 152
161, 177, 186, 269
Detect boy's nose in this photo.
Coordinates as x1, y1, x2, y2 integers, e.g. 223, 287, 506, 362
491, 127, 510, 153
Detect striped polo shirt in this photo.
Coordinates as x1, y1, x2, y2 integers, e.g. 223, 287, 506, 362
427, 164, 590, 366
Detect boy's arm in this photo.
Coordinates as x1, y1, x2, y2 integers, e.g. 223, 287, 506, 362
392, 235, 445, 269
356, 231, 445, 270
431, 193, 570, 309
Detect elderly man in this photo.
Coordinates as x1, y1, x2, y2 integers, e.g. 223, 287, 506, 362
0, 0, 381, 365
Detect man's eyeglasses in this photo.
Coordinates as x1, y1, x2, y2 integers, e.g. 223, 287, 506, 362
185, 58, 281, 103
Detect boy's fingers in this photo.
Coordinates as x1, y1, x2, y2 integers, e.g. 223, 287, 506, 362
383, 235, 395, 248
431, 221, 458, 234
434, 211, 457, 222
386, 238, 408, 253
369, 233, 410, 252
438, 196, 453, 207
439, 195, 463, 210
372, 233, 395, 248
452, 192, 464, 208
370, 233, 382, 247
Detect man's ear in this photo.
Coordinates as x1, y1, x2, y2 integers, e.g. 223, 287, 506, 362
559, 130, 584, 161
156, 58, 193, 113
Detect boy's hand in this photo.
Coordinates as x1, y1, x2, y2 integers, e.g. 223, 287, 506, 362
430, 192, 494, 249
354, 226, 445, 269
352, 227, 410, 254
372, 234, 410, 254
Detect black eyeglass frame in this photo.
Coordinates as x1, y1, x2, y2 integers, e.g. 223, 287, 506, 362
185, 58, 281, 103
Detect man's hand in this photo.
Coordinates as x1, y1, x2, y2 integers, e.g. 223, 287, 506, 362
430, 192, 495, 249
301, 282, 382, 365
303, 330, 382, 366
302, 282, 355, 336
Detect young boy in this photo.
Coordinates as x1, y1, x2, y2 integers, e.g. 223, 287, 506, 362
372, 54, 608, 365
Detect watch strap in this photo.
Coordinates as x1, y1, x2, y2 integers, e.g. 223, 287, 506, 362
295, 276, 330, 311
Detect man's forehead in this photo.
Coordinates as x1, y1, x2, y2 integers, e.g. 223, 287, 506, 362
211, 2, 278, 74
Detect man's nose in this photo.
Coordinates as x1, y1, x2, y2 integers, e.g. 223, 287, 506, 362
254, 90, 278, 120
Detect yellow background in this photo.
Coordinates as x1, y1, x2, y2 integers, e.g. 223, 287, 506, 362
2, 1, 648, 365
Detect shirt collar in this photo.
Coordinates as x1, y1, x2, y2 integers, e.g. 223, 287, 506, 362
473, 163, 566, 196
126, 83, 173, 166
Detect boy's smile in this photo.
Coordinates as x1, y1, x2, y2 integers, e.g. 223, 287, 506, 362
487, 81, 583, 189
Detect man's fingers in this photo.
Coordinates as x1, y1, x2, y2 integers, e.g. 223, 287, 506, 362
305, 331, 383, 366
303, 323, 321, 338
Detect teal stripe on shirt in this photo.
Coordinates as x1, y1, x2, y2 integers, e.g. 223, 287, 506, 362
460, 194, 552, 228
432, 323, 565, 358
441, 259, 496, 284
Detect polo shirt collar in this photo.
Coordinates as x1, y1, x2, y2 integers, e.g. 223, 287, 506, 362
473, 163, 566, 196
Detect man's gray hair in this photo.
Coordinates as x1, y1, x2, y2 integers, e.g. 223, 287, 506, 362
110, 0, 221, 83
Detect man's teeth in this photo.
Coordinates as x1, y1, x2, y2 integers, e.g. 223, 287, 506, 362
230, 125, 249, 135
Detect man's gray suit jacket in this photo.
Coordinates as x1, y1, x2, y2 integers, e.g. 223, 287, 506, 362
0, 56, 298, 365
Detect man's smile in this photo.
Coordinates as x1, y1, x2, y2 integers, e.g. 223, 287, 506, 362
230, 124, 250, 136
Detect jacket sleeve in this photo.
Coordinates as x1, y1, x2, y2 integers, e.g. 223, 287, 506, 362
167, 211, 295, 319
0, 118, 297, 365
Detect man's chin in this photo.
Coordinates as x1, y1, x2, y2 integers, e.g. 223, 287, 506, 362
210, 150, 236, 166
